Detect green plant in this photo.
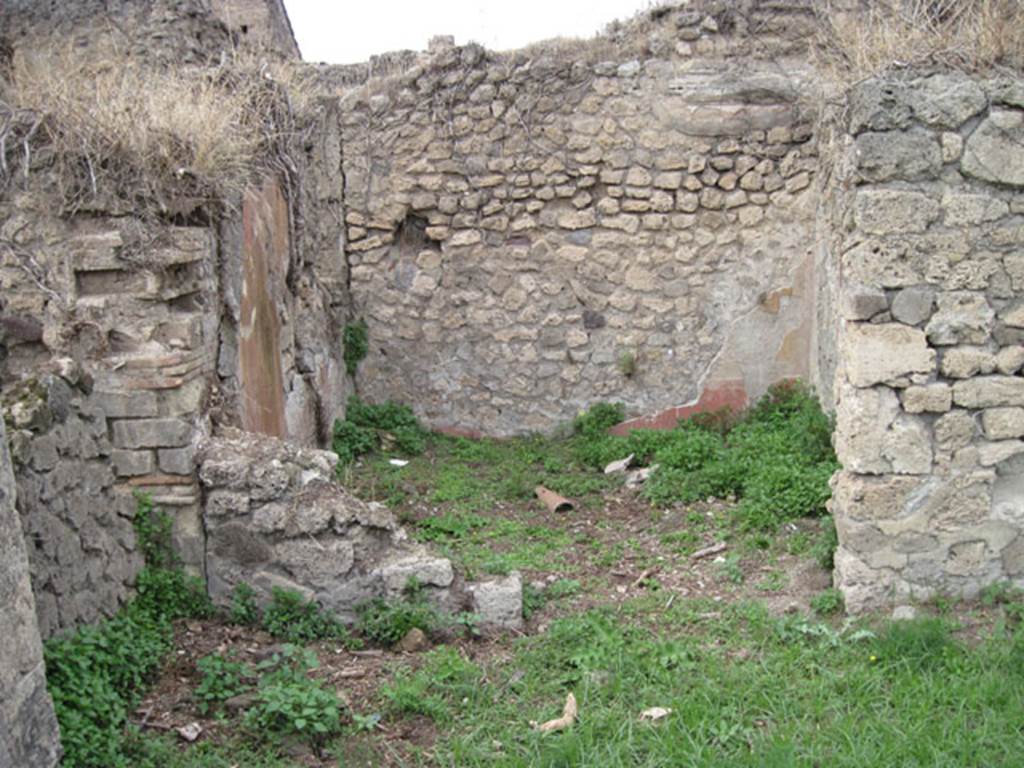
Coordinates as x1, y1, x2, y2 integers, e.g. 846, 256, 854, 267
875, 618, 959, 670
261, 588, 356, 645
229, 582, 260, 626
194, 653, 252, 715
355, 593, 443, 647
617, 350, 637, 377
811, 588, 845, 616
573, 402, 626, 438
245, 646, 341, 745
45, 494, 215, 766
332, 397, 427, 466
343, 320, 369, 376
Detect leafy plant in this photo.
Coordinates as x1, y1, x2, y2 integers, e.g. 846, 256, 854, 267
811, 588, 845, 616
355, 592, 443, 647
332, 397, 427, 466
194, 653, 252, 715
245, 646, 341, 745
261, 587, 356, 645
343, 320, 369, 377
229, 582, 260, 626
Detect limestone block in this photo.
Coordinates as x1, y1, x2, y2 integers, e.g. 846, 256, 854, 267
276, 539, 355, 587
890, 285, 935, 326
1000, 301, 1024, 328
978, 440, 1024, 467
941, 132, 964, 162
834, 548, 897, 613
941, 346, 996, 378
962, 110, 1024, 187
834, 385, 899, 474
854, 129, 941, 182
943, 193, 1010, 227
380, 556, 454, 595
252, 502, 287, 533
982, 407, 1024, 440
996, 346, 1024, 374
842, 323, 935, 387
111, 449, 155, 477
829, 471, 924, 523
854, 190, 939, 235
934, 410, 977, 451
883, 415, 933, 475
112, 418, 191, 449
953, 376, 1024, 408
847, 79, 913, 133
901, 384, 952, 414
467, 571, 523, 630
205, 490, 249, 518
249, 461, 290, 501
910, 73, 988, 129
925, 292, 994, 346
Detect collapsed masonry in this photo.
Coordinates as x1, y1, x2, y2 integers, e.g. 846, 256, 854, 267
0, 1, 1023, 759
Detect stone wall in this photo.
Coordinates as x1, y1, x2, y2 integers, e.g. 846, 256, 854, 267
827, 73, 1024, 611
199, 430, 523, 629
335, 8, 823, 436
3, 371, 145, 639
0, 418, 61, 768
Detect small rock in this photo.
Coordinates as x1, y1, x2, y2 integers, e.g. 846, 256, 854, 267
177, 722, 203, 743
396, 627, 429, 653
604, 453, 635, 475
892, 605, 917, 621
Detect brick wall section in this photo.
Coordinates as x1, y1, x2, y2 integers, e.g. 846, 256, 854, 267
0, 417, 61, 767
826, 72, 1024, 611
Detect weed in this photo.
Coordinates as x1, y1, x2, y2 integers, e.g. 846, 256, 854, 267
194, 653, 252, 716
245, 646, 341, 745
717, 553, 745, 585
381, 647, 484, 723
342, 320, 368, 377
355, 592, 443, 646
44, 494, 212, 767
261, 587, 356, 646
617, 350, 637, 377
812, 515, 839, 571
332, 397, 426, 466
811, 588, 845, 616
229, 582, 260, 626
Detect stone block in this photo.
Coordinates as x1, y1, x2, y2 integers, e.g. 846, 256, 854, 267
205, 490, 249, 518
111, 449, 155, 477
890, 285, 935, 326
93, 390, 159, 419
925, 292, 993, 346
910, 72, 987, 129
934, 410, 977, 451
901, 384, 952, 414
940, 346, 996, 378
962, 110, 1024, 187
943, 193, 1010, 227
842, 323, 935, 387
978, 440, 1024, 467
834, 385, 899, 474
982, 408, 1024, 440
996, 346, 1024, 375
276, 540, 355, 588
112, 418, 191, 449
854, 190, 939, 235
158, 447, 194, 476
854, 129, 941, 182
953, 376, 1024, 408
467, 571, 523, 630
380, 556, 454, 595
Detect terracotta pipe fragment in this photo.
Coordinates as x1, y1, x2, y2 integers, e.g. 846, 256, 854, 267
535, 485, 575, 513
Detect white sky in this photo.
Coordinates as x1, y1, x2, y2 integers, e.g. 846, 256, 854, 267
284, 0, 651, 64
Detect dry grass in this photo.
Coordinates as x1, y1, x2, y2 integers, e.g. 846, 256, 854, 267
814, 0, 1024, 83
0, 39, 305, 212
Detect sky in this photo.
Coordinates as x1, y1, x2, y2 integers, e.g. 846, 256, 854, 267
284, 0, 651, 64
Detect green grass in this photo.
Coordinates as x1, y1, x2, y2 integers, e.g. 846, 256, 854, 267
370, 600, 1024, 767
